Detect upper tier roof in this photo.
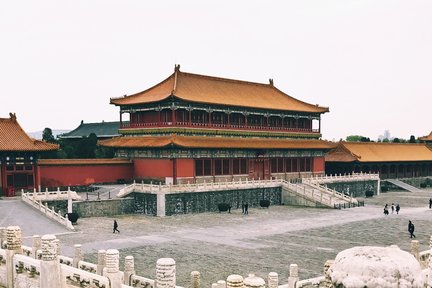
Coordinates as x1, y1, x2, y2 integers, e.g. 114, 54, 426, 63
99, 134, 335, 150
111, 66, 329, 114
325, 141, 432, 163
0, 113, 59, 152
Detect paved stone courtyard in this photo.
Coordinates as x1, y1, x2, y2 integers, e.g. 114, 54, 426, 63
2, 188, 432, 287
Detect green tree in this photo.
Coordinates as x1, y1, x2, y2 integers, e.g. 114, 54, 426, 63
346, 135, 370, 142
409, 135, 417, 143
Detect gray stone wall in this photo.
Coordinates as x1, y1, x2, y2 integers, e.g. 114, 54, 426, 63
72, 199, 135, 217
164, 187, 281, 216
325, 180, 378, 197
133, 193, 157, 216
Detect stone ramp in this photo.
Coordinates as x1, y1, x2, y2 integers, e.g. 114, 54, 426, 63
0, 199, 71, 241
385, 179, 422, 192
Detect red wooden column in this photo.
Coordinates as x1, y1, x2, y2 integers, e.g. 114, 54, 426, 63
171, 108, 177, 125
188, 109, 192, 126
34, 162, 40, 191
0, 162, 6, 197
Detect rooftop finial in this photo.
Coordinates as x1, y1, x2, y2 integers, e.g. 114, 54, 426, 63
174, 64, 181, 72
9, 112, 16, 121
269, 78, 274, 86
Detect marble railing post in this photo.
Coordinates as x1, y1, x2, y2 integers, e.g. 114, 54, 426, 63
156, 258, 176, 288
244, 274, 265, 288
97, 249, 106, 275
73, 244, 83, 268
40, 234, 63, 288
267, 272, 278, 288
32, 235, 41, 259
288, 264, 299, 288
411, 240, 420, 261
54, 238, 61, 256
217, 279, 227, 288
0, 227, 5, 248
124, 255, 135, 285
428, 236, 432, 287
226, 275, 244, 288
103, 249, 122, 288
190, 271, 201, 288
6, 226, 22, 288
157, 193, 166, 217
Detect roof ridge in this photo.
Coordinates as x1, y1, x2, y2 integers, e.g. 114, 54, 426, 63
110, 73, 175, 103
179, 70, 272, 88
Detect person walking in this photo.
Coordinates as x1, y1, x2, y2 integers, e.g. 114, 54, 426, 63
242, 202, 245, 214
391, 203, 395, 214
395, 204, 400, 214
113, 220, 120, 234
244, 203, 249, 215
383, 204, 389, 215
429, 198, 432, 209
408, 220, 415, 238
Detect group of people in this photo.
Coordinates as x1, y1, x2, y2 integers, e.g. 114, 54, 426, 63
383, 203, 400, 215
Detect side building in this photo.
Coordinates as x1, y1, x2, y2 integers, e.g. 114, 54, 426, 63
0, 113, 58, 196
100, 65, 335, 184
325, 141, 432, 178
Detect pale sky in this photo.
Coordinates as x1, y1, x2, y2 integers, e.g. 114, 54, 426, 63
1, 1, 431, 141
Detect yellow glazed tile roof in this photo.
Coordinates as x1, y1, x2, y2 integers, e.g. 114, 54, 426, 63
325, 141, 432, 162
99, 135, 335, 150
111, 68, 329, 113
419, 131, 432, 141
0, 114, 58, 152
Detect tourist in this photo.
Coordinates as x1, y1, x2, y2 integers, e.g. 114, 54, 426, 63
244, 203, 249, 215
408, 220, 415, 238
429, 198, 432, 209
395, 204, 400, 214
113, 220, 120, 234
242, 202, 245, 214
383, 204, 389, 216
391, 203, 395, 214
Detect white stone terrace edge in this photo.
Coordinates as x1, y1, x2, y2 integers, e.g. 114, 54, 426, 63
22, 187, 82, 201
21, 193, 75, 231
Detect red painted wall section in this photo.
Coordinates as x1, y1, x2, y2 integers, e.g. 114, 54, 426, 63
39, 164, 133, 188
176, 159, 195, 177
133, 159, 173, 179
313, 156, 325, 173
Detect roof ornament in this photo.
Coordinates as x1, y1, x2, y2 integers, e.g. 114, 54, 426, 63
9, 112, 16, 122
269, 78, 274, 86
174, 64, 180, 72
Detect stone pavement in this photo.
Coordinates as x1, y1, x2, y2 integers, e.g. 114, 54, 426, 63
2, 188, 432, 287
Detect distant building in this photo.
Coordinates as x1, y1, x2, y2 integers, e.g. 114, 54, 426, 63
419, 131, 432, 145
59, 120, 125, 140
101, 65, 334, 184
325, 141, 432, 178
0, 113, 58, 196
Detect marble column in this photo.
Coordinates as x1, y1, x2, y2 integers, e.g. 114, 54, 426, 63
156, 258, 176, 288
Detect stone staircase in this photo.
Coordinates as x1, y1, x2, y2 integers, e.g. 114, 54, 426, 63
385, 179, 422, 192
281, 181, 357, 208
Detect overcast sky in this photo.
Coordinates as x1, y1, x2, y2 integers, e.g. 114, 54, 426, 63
1, 1, 431, 141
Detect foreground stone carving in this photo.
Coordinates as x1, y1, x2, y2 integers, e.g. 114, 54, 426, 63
0, 225, 431, 288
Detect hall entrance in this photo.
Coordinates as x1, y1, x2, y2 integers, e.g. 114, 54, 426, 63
249, 158, 270, 180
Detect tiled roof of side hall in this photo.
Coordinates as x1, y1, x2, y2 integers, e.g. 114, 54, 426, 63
38, 158, 132, 165
110, 66, 329, 114
0, 113, 58, 152
419, 131, 432, 141
59, 121, 126, 139
325, 141, 432, 163
99, 135, 335, 150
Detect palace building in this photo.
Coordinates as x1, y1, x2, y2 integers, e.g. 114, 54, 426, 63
325, 141, 432, 178
0, 113, 58, 196
101, 65, 335, 184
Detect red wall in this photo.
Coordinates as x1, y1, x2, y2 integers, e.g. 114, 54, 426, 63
176, 159, 195, 177
39, 164, 133, 188
134, 159, 173, 179
313, 156, 325, 173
